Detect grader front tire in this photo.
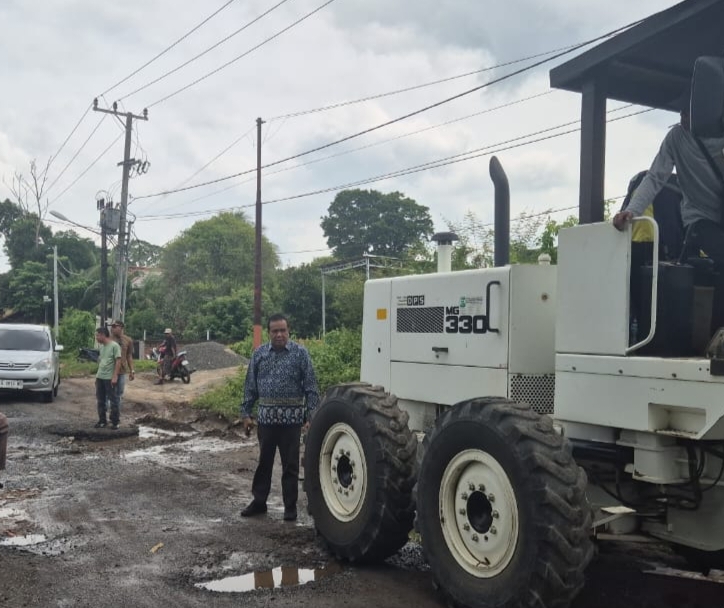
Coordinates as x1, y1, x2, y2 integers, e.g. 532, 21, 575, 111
304, 383, 417, 562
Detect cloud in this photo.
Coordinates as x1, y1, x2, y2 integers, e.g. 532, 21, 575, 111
0, 0, 683, 275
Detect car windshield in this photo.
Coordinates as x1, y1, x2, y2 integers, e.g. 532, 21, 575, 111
0, 329, 51, 351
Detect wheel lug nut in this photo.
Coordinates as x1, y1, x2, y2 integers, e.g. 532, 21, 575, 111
459, 508, 466, 516
333, 479, 338, 485
349, 485, 354, 491
471, 534, 479, 542
462, 523, 470, 531
492, 510, 499, 519
339, 448, 345, 455
332, 465, 337, 472
344, 491, 349, 496
490, 526, 497, 535
478, 484, 486, 492
338, 487, 343, 494
468, 482, 475, 491
488, 493, 495, 503
352, 474, 357, 480
461, 492, 469, 500
345, 451, 351, 457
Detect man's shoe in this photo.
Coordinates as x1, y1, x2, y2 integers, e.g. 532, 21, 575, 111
240, 502, 267, 517
283, 508, 297, 522
94, 422, 106, 428
111, 424, 119, 430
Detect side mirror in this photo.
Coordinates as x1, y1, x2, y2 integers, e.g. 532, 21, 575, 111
691, 56, 724, 138
55, 344, 64, 352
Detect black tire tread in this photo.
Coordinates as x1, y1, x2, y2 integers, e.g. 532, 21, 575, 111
307, 382, 417, 563
420, 397, 594, 608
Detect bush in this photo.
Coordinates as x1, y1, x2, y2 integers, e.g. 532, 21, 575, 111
58, 308, 96, 353
194, 328, 362, 418
193, 367, 248, 419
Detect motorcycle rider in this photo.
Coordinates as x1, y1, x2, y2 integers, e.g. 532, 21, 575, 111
155, 328, 177, 385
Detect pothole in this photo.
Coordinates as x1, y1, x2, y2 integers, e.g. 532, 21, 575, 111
0, 533, 47, 547
195, 562, 343, 592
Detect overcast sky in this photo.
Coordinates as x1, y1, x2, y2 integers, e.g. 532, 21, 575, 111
0, 0, 683, 271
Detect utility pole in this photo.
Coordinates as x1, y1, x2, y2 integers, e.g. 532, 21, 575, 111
98, 198, 110, 327
53, 246, 59, 339
253, 117, 265, 349
93, 99, 148, 322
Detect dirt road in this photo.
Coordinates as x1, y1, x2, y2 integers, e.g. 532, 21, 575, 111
0, 372, 722, 608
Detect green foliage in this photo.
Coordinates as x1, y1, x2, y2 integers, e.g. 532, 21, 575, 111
127, 239, 163, 267
321, 189, 434, 259
276, 264, 324, 338
185, 286, 275, 342
7, 261, 50, 321
124, 307, 163, 339
197, 328, 362, 418
329, 275, 364, 330
4, 216, 52, 269
193, 367, 248, 419
58, 308, 96, 352
302, 329, 361, 394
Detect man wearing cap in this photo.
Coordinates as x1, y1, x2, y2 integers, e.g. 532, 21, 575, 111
110, 320, 135, 411
155, 328, 177, 385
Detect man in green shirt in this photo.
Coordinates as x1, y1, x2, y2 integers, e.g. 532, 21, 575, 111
95, 327, 122, 430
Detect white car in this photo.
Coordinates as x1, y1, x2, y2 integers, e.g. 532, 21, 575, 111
0, 324, 63, 403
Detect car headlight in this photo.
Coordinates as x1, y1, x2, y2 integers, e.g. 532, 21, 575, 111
27, 357, 53, 372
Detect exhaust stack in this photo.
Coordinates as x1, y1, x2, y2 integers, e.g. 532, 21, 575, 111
431, 232, 458, 273
489, 156, 510, 267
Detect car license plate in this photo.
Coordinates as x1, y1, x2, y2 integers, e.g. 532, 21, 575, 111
0, 379, 23, 389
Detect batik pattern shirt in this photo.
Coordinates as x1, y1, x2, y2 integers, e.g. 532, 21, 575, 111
240, 340, 320, 426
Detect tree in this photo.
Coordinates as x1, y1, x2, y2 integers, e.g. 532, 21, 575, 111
3, 214, 53, 269
6, 261, 51, 322
161, 212, 278, 295
5, 159, 52, 252
128, 239, 163, 267
321, 189, 434, 259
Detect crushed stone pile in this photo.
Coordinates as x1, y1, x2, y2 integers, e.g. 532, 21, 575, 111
180, 341, 248, 371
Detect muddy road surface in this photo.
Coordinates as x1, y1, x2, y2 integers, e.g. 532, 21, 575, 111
0, 371, 722, 608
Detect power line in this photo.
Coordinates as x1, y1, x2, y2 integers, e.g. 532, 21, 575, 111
268, 48, 577, 121
134, 17, 643, 201
46, 114, 108, 195
48, 132, 124, 207
118, 0, 294, 102
151, 91, 555, 211
43, 103, 93, 178
135, 108, 648, 221
146, 0, 339, 109
100, 0, 239, 97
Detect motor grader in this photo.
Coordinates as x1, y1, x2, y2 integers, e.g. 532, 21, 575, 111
303, 3, 724, 607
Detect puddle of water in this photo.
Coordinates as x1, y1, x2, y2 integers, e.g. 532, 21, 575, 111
0, 507, 27, 519
0, 534, 47, 547
123, 436, 245, 464
195, 562, 342, 593
137, 426, 195, 440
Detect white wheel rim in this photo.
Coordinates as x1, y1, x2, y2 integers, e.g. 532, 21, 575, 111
319, 422, 368, 522
439, 449, 519, 577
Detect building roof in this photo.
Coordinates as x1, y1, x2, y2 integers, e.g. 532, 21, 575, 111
550, 0, 724, 111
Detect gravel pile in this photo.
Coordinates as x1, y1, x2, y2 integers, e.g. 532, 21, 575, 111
181, 341, 248, 371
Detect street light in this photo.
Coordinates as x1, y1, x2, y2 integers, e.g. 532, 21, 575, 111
49, 210, 101, 236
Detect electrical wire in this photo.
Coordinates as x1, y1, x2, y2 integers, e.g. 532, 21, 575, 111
48, 132, 124, 207
268, 49, 576, 121
118, 0, 294, 102
46, 115, 108, 195
135, 108, 648, 222
43, 103, 94, 177
147, 92, 557, 213
100, 0, 239, 97
135, 17, 644, 201
146, 0, 339, 109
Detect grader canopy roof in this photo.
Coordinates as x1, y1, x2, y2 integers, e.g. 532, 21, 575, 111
549, 0, 724, 222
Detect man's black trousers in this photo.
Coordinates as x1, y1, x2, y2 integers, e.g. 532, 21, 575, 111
251, 424, 302, 510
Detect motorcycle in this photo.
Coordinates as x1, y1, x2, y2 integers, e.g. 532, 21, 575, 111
156, 349, 194, 384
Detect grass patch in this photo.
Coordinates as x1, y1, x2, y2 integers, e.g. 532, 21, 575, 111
193, 367, 248, 419
60, 357, 157, 379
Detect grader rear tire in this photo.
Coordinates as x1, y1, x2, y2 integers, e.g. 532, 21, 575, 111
417, 397, 594, 608
304, 383, 417, 562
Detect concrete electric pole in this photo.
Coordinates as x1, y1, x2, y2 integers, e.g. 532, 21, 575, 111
253, 117, 265, 349
92, 99, 148, 322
